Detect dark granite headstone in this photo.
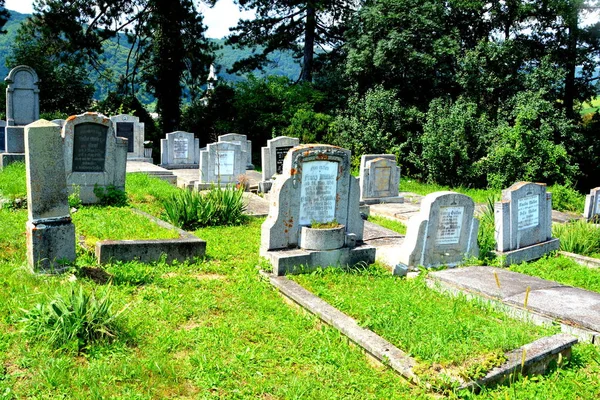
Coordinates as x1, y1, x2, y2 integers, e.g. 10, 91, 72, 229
275, 146, 293, 175
116, 122, 134, 152
72, 123, 108, 172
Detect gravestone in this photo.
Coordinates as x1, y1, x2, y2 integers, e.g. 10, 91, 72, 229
25, 120, 76, 272
160, 131, 200, 169
195, 141, 245, 189
0, 120, 5, 152
62, 112, 128, 204
259, 136, 300, 193
395, 191, 479, 275
494, 182, 559, 265
218, 133, 254, 169
51, 119, 66, 129
583, 187, 600, 221
1, 66, 39, 168
359, 154, 403, 204
261, 144, 375, 275
110, 114, 150, 162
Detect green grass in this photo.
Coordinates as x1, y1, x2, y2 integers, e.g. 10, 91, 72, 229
0, 208, 27, 264
553, 220, 600, 257
126, 173, 181, 216
72, 206, 180, 248
509, 255, 600, 294
400, 177, 500, 204
368, 215, 407, 234
0, 162, 26, 201
581, 96, 600, 115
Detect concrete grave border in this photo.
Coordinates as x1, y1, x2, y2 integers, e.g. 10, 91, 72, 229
262, 270, 577, 393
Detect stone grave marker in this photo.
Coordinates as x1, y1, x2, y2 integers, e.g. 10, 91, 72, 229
62, 112, 128, 204
218, 133, 254, 169
195, 141, 244, 189
0, 120, 5, 152
110, 114, 150, 161
51, 119, 66, 129
261, 144, 375, 275
160, 131, 200, 169
494, 182, 559, 265
359, 154, 403, 204
395, 191, 479, 274
259, 136, 300, 193
25, 120, 76, 271
1, 65, 39, 168
583, 187, 600, 221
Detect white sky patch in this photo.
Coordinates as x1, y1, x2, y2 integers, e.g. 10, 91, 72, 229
5, 0, 33, 14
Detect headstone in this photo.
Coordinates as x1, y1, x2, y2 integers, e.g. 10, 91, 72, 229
0, 120, 5, 152
195, 141, 245, 189
259, 136, 300, 193
110, 114, 150, 162
160, 131, 200, 169
62, 112, 128, 204
51, 119, 66, 129
261, 144, 375, 275
359, 154, 403, 204
395, 191, 479, 274
583, 187, 600, 221
1, 65, 39, 167
218, 133, 254, 170
494, 182, 559, 265
25, 120, 76, 272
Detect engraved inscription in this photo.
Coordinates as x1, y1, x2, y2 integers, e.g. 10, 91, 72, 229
373, 166, 391, 193
436, 206, 464, 245
116, 122, 134, 152
173, 138, 189, 159
215, 150, 234, 176
72, 123, 108, 172
299, 161, 338, 225
518, 194, 539, 230
275, 146, 293, 175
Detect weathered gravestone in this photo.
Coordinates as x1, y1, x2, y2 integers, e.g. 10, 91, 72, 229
62, 113, 128, 204
160, 131, 200, 169
51, 119, 66, 129
1, 66, 39, 168
494, 182, 559, 265
259, 136, 300, 193
583, 187, 600, 221
359, 154, 403, 204
218, 133, 254, 170
0, 120, 5, 152
395, 192, 479, 275
25, 120, 76, 272
261, 144, 376, 275
110, 114, 150, 162
195, 141, 244, 189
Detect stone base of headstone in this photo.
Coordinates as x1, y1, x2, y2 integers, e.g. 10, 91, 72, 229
160, 163, 198, 170
26, 218, 76, 272
361, 196, 404, 205
5, 126, 25, 153
0, 153, 25, 169
263, 244, 376, 276
128, 156, 153, 163
493, 238, 560, 266
258, 180, 272, 193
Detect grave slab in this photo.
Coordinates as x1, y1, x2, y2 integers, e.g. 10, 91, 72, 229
126, 160, 176, 184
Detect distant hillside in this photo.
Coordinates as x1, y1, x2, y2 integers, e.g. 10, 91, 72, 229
0, 10, 301, 103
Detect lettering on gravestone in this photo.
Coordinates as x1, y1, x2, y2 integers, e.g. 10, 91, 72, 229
275, 146, 293, 175
517, 194, 539, 230
116, 122, 134, 152
215, 150, 234, 176
173, 138, 189, 159
436, 206, 464, 245
72, 123, 108, 172
374, 166, 391, 192
299, 161, 338, 225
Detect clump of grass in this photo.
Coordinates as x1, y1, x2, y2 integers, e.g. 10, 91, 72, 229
93, 184, 128, 207
549, 184, 585, 213
400, 177, 500, 204
477, 195, 498, 263
368, 215, 407, 234
553, 220, 600, 256
20, 285, 127, 352
310, 219, 341, 229
162, 185, 247, 230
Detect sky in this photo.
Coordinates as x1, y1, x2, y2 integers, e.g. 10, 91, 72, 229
4, 0, 254, 39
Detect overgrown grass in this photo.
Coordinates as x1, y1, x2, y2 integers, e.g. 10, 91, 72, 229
72, 206, 180, 248
549, 184, 586, 213
368, 215, 407, 234
553, 220, 600, 257
0, 162, 26, 202
0, 208, 27, 264
509, 255, 600, 294
126, 173, 181, 216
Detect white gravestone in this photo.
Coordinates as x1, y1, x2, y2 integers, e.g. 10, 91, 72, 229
196, 141, 245, 189
62, 113, 128, 204
261, 144, 375, 275
583, 187, 600, 221
218, 133, 254, 170
395, 191, 479, 274
25, 120, 76, 272
494, 182, 559, 265
110, 114, 149, 161
259, 136, 300, 193
359, 154, 402, 204
160, 131, 200, 169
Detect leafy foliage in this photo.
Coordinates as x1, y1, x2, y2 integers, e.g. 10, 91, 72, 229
93, 184, 129, 207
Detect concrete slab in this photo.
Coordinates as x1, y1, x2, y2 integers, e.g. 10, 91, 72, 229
552, 209, 583, 223
368, 202, 420, 222
243, 192, 270, 217
126, 161, 176, 184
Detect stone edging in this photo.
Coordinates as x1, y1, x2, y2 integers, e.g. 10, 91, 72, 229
560, 251, 600, 269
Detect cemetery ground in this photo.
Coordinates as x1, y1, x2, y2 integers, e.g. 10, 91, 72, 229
1, 165, 600, 398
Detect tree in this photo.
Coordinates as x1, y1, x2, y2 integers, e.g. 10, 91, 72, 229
226, 0, 356, 82
0, 0, 10, 33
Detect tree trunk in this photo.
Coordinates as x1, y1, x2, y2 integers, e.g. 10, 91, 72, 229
301, 3, 316, 82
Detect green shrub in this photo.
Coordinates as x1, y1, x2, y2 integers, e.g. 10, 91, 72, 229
162, 186, 247, 230
68, 185, 83, 208
550, 184, 585, 213
20, 285, 126, 352
553, 220, 600, 256
93, 184, 128, 207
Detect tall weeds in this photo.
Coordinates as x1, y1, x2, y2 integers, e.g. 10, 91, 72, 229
553, 220, 600, 256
